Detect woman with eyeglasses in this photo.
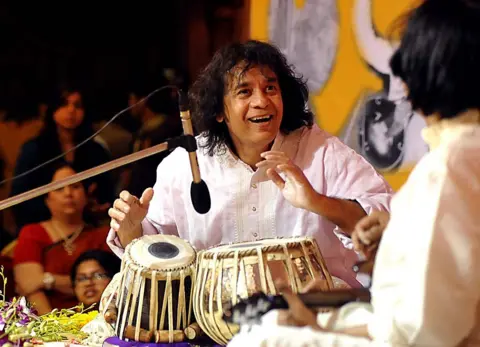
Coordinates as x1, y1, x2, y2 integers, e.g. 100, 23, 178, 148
70, 250, 121, 308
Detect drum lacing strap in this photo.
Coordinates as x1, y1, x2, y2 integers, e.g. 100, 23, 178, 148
150, 270, 158, 332
177, 269, 186, 330
282, 244, 297, 292
232, 250, 239, 305
188, 263, 195, 326
300, 240, 316, 289
309, 239, 334, 289
135, 271, 147, 341
102, 266, 126, 320
127, 270, 143, 328
195, 253, 210, 338
208, 252, 224, 341
114, 266, 129, 338
168, 272, 174, 343
159, 272, 170, 335
256, 246, 267, 293
118, 266, 134, 339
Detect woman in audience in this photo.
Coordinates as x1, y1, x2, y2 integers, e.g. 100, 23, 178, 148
13, 162, 112, 315
10, 84, 114, 232
70, 250, 120, 309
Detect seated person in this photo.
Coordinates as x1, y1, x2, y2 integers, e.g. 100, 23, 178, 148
13, 162, 112, 315
10, 85, 114, 232
107, 40, 393, 289
71, 250, 121, 309
228, 0, 480, 345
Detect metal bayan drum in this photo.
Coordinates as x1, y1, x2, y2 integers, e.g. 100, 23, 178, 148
193, 236, 335, 345
115, 234, 197, 343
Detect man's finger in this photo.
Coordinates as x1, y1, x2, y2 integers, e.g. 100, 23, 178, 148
256, 159, 285, 168
113, 199, 131, 214
110, 219, 120, 231
301, 278, 327, 294
351, 231, 364, 252
140, 188, 154, 206
119, 190, 136, 205
276, 281, 305, 312
260, 150, 287, 157
276, 164, 305, 183
108, 208, 125, 222
261, 154, 289, 163
266, 168, 285, 189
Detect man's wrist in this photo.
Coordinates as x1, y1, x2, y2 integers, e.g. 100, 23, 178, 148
43, 272, 55, 291
118, 223, 143, 248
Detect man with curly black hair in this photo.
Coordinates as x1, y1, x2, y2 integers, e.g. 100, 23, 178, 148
107, 40, 392, 288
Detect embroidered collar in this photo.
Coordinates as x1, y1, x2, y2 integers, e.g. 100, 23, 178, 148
214, 128, 303, 169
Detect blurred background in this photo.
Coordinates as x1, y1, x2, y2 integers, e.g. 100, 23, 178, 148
0, 0, 250, 241
0, 0, 421, 247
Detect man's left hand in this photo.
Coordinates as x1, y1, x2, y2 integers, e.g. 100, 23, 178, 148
257, 151, 318, 210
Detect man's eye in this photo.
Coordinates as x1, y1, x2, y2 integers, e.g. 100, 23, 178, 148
266, 85, 277, 92
238, 89, 250, 95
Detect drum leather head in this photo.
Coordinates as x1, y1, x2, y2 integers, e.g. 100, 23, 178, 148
128, 234, 196, 271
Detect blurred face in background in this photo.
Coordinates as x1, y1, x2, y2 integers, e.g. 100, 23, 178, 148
128, 93, 147, 119
53, 91, 84, 130
45, 166, 87, 218
73, 259, 111, 306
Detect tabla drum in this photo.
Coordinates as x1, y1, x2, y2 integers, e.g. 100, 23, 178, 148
114, 234, 197, 343
193, 236, 335, 345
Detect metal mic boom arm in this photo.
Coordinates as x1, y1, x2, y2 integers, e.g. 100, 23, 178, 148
0, 134, 197, 211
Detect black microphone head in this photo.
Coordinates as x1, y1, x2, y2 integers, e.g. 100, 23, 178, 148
190, 179, 211, 214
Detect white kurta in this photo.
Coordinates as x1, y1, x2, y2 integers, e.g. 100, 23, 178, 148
108, 124, 392, 287
229, 114, 480, 346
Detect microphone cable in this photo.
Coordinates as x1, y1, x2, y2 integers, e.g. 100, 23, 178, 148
0, 85, 179, 187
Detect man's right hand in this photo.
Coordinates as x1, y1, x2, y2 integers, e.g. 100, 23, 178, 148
108, 188, 154, 247
352, 210, 390, 259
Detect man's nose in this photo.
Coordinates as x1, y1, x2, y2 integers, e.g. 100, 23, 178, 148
251, 90, 269, 108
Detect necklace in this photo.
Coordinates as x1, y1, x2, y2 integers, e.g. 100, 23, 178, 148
50, 221, 85, 256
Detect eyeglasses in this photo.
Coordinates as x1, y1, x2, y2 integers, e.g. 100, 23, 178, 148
75, 272, 110, 284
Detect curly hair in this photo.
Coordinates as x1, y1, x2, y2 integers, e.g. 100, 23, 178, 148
189, 40, 314, 156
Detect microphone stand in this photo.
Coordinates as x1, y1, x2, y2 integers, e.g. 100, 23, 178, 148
0, 134, 197, 211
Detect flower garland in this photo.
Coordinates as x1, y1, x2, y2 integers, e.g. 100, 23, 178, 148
0, 266, 97, 346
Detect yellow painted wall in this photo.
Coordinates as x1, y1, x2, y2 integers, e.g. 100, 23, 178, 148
250, 0, 418, 191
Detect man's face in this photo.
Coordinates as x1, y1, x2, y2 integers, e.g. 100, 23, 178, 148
221, 65, 284, 152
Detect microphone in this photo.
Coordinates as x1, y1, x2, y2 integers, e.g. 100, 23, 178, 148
178, 90, 211, 214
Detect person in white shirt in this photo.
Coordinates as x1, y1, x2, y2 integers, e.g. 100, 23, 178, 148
228, 0, 480, 346
106, 40, 393, 288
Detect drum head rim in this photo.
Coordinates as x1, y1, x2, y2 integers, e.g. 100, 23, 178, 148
198, 236, 318, 259
125, 234, 197, 271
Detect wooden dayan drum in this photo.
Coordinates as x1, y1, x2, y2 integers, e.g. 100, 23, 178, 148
193, 236, 334, 345
114, 234, 197, 343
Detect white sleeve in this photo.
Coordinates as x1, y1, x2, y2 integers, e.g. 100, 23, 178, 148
353, 0, 394, 74
228, 311, 372, 347
106, 150, 182, 256
369, 148, 480, 346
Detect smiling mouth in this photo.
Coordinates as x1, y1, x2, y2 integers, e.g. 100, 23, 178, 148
84, 289, 98, 298
249, 115, 273, 123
